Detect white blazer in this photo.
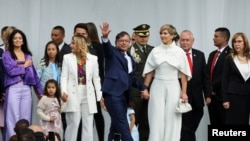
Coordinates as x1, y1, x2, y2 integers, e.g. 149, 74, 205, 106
60, 53, 102, 113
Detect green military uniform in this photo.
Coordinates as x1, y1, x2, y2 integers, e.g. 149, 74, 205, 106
128, 24, 154, 141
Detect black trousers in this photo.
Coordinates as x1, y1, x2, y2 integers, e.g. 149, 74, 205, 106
180, 107, 204, 141
207, 95, 226, 125
61, 113, 66, 141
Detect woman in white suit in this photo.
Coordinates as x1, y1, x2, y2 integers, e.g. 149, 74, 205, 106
61, 35, 102, 141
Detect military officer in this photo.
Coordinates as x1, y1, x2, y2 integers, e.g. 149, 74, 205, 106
128, 24, 154, 141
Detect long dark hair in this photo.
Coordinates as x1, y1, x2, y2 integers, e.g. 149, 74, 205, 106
8, 29, 32, 59
86, 22, 100, 43
42, 41, 60, 67
43, 79, 61, 107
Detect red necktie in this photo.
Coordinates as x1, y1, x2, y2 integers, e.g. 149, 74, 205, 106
186, 53, 193, 74
210, 50, 220, 81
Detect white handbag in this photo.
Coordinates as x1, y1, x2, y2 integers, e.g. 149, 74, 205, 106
176, 99, 192, 113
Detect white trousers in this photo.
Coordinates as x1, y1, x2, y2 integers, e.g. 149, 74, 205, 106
64, 85, 93, 141
148, 78, 182, 141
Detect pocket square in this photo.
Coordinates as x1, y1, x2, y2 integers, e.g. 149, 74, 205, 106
176, 99, 192, 113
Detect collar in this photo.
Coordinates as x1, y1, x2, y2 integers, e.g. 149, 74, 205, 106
218, 45, 228, 53
58, 42, 65, 50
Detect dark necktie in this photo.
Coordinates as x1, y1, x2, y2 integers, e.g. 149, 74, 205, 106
142, 47, 147, 55
124, 53, 132, 73
186, 52, 193, 74
210, 50, 220, 81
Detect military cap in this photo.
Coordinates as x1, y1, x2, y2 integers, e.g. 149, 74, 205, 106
133, 24, 150, 37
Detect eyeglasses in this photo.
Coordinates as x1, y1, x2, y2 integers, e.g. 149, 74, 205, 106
118, 40, 131, 43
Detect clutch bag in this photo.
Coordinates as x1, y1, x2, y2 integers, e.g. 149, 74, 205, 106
176, 99, 192, 113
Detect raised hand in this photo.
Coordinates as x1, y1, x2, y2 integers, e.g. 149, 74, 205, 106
100, 22, 111, 38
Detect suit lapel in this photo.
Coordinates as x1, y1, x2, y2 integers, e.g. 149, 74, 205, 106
71, 54, 78, 80
231, 57, 250, 81
116, 49, 128, 71
214, 46, 230, 70
192, 49, 197, 74
127, 52, 136, 70
86, 54, 91, 82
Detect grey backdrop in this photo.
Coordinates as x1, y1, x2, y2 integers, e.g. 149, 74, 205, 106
1, 0, 250, 141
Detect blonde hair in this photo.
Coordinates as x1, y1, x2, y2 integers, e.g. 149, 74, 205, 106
72, 35, 89, 60
160, 24, 178, 40
4, 26, 17, 50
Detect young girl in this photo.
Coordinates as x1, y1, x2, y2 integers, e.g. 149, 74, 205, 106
36, 41, 61, 88
127, 100, 139, 141
37, 79, 67, 139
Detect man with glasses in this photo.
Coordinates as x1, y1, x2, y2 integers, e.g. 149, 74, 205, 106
100, 22, 149, 141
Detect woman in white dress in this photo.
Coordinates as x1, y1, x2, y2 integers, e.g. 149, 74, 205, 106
143, 24, 192, 141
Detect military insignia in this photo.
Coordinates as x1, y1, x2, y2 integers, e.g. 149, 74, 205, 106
130, 46, 141, 63
133, 54, 141, 63
142, 24, 146, 29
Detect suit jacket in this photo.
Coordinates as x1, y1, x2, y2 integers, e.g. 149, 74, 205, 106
59, 42, 71, 65
91, 41, 104, 83
129, 43, 154, 98
129, 43, 154, 82
60, 53, 102, 113
101, 40, 147, 96
207, 46, 231, 98
221, 56, 250, 102
187, 49, 211, 108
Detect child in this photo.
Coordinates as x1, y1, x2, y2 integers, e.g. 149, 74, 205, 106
127, 100, 139, 141
37, 79, 67, 140
36, 41, 61, 88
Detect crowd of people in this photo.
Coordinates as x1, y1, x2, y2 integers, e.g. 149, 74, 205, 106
0, 22, 250, 141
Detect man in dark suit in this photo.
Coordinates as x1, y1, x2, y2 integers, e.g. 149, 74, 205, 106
51, 25, 71, 140
128, 24, 154, 141
100, 22, 149, 141
207, 27, 231, 125
51, 25, 71, 64
179, 30, 211, 141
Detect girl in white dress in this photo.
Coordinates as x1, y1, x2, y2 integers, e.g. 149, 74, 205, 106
143, 24, 191, 141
